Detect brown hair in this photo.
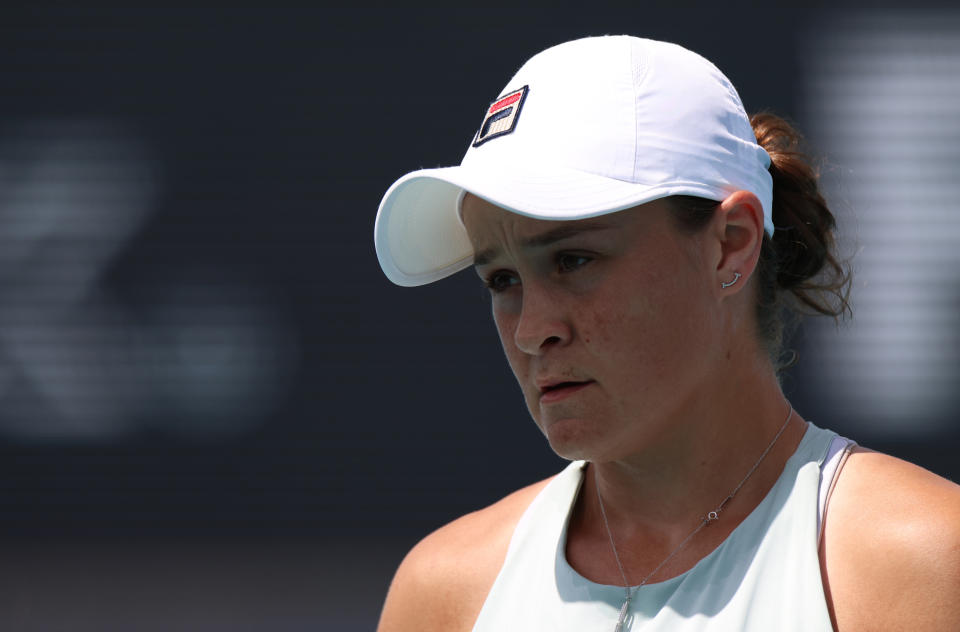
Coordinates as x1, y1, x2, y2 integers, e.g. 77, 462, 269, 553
670, 112, 852, 369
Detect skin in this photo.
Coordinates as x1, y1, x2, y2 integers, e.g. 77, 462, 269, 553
377, 192, 960, 632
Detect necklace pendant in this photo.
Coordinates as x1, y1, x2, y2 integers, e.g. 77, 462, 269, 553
592, 406, 793, 632
614, 596, 630, 632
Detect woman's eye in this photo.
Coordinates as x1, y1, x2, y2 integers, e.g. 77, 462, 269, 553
484, 271, 518, 293
557, 253, 591, 273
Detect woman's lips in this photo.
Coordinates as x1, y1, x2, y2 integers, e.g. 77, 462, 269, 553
539, 381, 594, 404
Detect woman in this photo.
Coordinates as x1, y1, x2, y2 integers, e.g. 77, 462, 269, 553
372, 36, 960, 631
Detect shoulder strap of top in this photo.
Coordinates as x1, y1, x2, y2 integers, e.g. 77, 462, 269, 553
817, 434, 857, 544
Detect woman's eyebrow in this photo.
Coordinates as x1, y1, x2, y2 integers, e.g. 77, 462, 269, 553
473, 220, 615, 266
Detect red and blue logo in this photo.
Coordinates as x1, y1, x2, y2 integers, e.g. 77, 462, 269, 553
472, 85, 529, 147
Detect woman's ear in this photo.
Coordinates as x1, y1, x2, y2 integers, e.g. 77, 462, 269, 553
713, 190, 765, 296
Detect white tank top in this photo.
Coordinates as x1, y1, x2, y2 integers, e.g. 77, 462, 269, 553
472, 422, 854, 631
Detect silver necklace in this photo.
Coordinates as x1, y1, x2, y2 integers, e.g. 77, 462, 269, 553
593, 406, 794, 632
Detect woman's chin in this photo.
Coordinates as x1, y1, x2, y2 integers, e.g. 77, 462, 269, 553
541, 416, 607, 461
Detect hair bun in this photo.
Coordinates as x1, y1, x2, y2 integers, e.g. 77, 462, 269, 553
751, 112, 851, 317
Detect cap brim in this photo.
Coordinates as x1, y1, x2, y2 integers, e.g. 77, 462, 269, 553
374, 161, 734, 287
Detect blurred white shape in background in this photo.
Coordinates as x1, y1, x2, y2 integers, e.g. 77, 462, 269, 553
802, 12, 960, 437
0, 120, 297, 441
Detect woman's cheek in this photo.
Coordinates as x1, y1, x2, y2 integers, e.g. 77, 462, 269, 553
493, 312, 524, 376
581, 302, 628, 349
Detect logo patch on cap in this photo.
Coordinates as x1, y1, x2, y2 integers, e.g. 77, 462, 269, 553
472, 85, 528, 148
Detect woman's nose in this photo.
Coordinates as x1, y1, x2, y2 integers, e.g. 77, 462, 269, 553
513, 284, 572, 355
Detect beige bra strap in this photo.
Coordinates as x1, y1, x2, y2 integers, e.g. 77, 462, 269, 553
817, 439, 856, 547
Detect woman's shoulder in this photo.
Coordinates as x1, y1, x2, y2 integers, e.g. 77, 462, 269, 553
376, 474, 556, 632
823, 446, 960, 631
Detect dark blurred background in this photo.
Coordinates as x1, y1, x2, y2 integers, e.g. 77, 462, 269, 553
0, 5, 957, 631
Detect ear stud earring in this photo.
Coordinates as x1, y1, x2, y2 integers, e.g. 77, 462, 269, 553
721, 272, 741, 289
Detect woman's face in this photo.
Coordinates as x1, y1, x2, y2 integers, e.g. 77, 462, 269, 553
461, 194, 725, 462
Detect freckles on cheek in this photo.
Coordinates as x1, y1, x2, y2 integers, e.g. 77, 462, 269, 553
583, 307, 621, 347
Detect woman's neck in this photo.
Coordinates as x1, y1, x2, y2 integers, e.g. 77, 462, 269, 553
565, 356, 809, 584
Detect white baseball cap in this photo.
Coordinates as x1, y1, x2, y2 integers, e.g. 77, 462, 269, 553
374, 35, 773, 287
